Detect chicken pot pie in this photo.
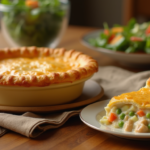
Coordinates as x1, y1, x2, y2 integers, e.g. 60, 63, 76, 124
100, 78, 150, 133
0, 47, 98, 87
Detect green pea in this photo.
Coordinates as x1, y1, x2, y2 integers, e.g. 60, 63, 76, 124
116, 108, 122, 115
146, 113, 150, 118
148, 124, 150, 129
118, 121, 124, 128
129, 111, 135, 116
120, 113, 125, 120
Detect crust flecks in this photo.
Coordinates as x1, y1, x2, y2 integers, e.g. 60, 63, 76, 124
49, 48, 55, 55
72, 51, 83, 60
61, 72, 70, 80
7, 76, 14, 85
146, 78, 150, 88
67, 70, 81, 80
51, 73, 60, 83
21, 47, 30, 56
0, 47, 98, 87
64, 49, 75, 58
42, 48, 50, 56
53, 48, 66, 56
31, 75, 37, 82
0, 75, 3, 80
77, 67, 88, 77
30, 47, 38, 56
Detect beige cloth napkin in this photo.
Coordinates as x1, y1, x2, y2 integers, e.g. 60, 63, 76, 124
0, 66, 150, 138
0, 110, 81, 138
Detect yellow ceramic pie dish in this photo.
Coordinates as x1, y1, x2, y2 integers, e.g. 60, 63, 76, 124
0, 47, 98, 106
0, 76, 91, 106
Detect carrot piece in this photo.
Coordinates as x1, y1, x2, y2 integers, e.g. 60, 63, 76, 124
108, 34, 115, 43
137, 110, 145, 117
104, 29, 109, 35
145, 26, 150, 35
108, 113, 117, 122
109, 34, 123, 45
111, 27, 123, 33
25, 0, 39, 8
130, 36, 143, 42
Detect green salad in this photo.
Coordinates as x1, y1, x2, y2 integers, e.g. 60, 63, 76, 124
89, 19, 150, 53
1, 0, 67, 47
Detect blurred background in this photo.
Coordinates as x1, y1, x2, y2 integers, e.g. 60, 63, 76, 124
0, 0, 150, 28
1, 0, 150, 49
1, 0, 150, 27
1, 0, 150, 31
0, 0, 150, 67
1, 0, 150, 29
69, 0, 150, 27
69, 0, 123, 27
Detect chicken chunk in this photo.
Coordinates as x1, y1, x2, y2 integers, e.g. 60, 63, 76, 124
135, 123, 148, 133
124, 115, 129, 121
124, 120, 134, 132
138, 118, 148, 126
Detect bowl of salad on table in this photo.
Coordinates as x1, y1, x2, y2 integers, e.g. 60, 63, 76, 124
0, 0, 69, 48
82, 19, 150, 66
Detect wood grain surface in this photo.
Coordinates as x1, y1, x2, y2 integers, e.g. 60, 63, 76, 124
0, 26, 150, 150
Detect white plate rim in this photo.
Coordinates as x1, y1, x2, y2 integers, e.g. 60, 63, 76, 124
80, 100, 150, 139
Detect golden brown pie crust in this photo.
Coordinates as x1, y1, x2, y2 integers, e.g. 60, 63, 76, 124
0, 47, 98, 87
105, 78, 150, 113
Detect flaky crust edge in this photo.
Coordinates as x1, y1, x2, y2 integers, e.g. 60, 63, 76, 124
0, 46, 98, 87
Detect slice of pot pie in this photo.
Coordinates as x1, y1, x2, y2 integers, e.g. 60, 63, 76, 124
0, 47, 98, 87
100, 78, 150, 133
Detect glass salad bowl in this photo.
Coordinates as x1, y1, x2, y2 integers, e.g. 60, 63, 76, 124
0, 0, 69, 48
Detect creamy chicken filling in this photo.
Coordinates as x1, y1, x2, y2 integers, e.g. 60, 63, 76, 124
100, 104, 150, 133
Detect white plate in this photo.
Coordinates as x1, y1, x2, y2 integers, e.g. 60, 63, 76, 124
81, 30, 150, 66
80, 100, 150, 140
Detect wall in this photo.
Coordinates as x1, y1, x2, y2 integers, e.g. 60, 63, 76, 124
69, 0, 124, 28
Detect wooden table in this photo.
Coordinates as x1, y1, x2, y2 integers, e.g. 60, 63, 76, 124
0, 26, 149, 150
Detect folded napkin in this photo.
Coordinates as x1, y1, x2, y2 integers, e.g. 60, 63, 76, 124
0, 110, 81, 138
0, 66, 150, 138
